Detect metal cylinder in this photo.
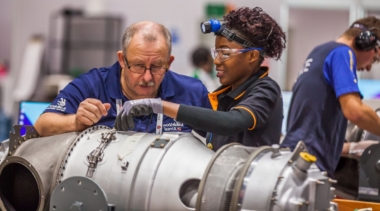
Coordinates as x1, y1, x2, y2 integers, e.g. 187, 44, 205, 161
0, 125, 214, 211
197, 142, 337, 211
233, 143, 335, 211
0, 128, 79, 211
50, 128, 213, 211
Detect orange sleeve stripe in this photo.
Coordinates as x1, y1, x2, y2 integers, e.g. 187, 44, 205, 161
234, 106, 256, 130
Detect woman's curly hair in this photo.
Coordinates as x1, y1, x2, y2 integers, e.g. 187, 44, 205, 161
224, 7, 286, 61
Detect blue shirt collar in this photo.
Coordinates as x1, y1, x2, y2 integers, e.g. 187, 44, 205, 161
106, 62, 175, 100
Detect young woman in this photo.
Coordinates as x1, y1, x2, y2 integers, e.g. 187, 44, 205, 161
115, 7, 287, 151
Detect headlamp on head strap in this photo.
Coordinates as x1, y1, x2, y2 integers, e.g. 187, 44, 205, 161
200, 19, 223, 34
200, 19, 263, 50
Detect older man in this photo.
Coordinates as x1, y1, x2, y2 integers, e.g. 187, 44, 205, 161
34, 21, 211, 136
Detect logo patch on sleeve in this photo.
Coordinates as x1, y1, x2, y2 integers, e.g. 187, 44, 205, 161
47, 98, 67, 112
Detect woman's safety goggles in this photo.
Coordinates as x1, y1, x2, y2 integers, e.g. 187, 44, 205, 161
211, 47, 263, 62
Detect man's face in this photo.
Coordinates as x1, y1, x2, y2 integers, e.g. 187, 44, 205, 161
357, 44, 380, 71
118, 34, 174, 99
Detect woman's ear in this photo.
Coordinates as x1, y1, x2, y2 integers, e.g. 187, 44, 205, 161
249, 50, 260, 63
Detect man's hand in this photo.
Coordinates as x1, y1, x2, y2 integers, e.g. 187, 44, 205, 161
114, 98, 163, 131
347, 140, 379, 159
75, 98, 111, 131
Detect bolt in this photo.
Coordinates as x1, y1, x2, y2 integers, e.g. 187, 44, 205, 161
316, 180, 325, 185
160, 144, 164, 148
150, 143, 154, 147
272, 144, 280, 151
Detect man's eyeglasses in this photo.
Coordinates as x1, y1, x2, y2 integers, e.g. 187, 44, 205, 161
124, 57, 167, 75
211, 47, 263, 62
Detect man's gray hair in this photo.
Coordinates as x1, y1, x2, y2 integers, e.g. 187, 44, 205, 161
122, 21, 172, 57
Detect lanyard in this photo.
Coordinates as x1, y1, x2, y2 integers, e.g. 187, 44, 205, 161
156, 113, 163, 135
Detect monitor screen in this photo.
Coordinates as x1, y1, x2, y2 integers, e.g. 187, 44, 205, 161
18, 101, 50, 126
